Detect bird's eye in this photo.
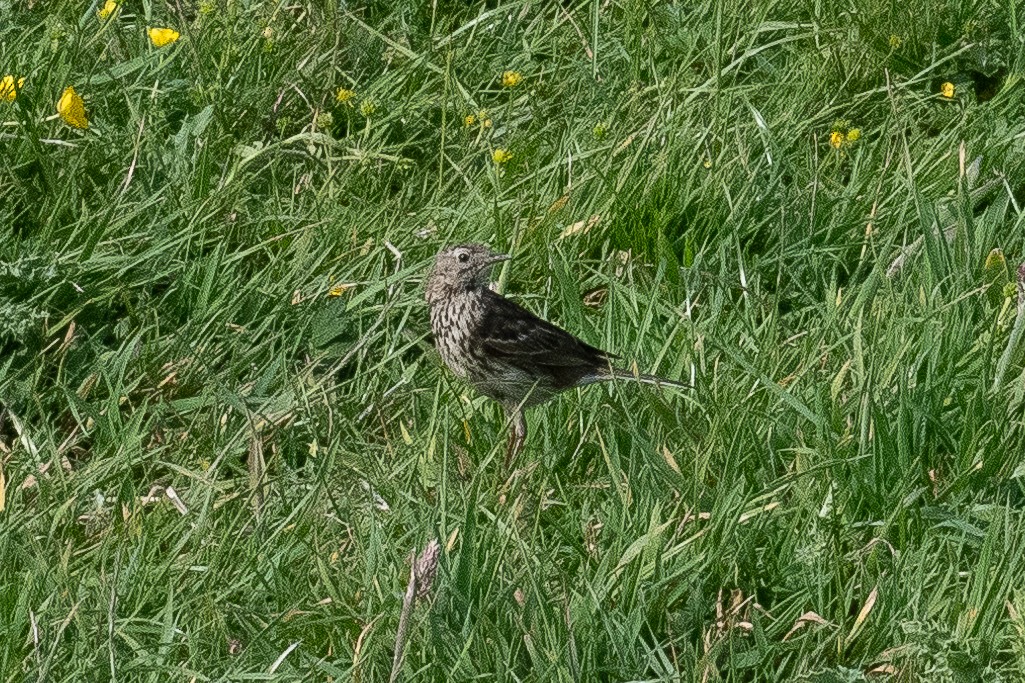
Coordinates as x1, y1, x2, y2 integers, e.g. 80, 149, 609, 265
457, 252, 470, 263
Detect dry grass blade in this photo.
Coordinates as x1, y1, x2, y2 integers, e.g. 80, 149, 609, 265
782, 611, 831, 641
248, 417, 266, 519
845, 586, 879, 647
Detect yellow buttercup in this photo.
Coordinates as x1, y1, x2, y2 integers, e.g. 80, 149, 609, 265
148, 27, 181, 48
57, 86, 89, 129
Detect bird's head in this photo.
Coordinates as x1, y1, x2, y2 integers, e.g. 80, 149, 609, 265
425, 243, 510, 301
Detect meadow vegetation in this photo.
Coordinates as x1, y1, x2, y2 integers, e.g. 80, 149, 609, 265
1, 0, 1024, 680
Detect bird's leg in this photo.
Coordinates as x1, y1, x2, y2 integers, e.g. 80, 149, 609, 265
504, 408, 527, 470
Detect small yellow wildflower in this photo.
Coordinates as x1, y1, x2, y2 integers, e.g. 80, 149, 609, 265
829, 131, 844, 149
463, 114, 476, 127
888, 34, 901, 49
482, 118, 492, 128
492, 148, 512, 164
336, 87, 355, 105
97, 0, 118, 19
940, 81, 955, 98
592, 122, 608, 140
0, 75, 25, 102
845, 128, 861, 143
501, 70, 523, 88
57, 86, 89, 129
702, 156, 713, 169
147, 27, 180, 48
328, 283, 351, 297
359, 98, 376, 117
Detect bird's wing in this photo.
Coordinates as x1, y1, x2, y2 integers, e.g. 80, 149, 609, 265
475, 289, 617, 381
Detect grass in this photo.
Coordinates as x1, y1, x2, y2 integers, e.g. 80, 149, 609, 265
1, 0, 1025, 680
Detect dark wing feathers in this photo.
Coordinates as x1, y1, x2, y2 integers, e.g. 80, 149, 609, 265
476, 289, 616, 387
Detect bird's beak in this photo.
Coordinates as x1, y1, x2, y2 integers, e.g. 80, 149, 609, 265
488, 253, 511, 264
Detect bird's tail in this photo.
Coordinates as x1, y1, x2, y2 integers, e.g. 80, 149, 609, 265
609, 368, 692, 391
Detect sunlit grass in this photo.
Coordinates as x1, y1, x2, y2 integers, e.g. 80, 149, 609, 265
1, 0, 1024, 680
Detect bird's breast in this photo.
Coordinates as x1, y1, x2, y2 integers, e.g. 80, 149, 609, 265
429, 292, 483, 378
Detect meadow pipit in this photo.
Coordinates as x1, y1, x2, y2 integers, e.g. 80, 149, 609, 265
425, 244, 689, 467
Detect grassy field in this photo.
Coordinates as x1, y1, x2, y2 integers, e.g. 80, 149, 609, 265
2, 0, 1025, 680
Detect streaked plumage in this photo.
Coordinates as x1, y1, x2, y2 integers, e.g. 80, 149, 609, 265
425, 243, 687, 467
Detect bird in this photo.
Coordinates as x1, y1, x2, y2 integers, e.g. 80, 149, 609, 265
425, 243, 689, 468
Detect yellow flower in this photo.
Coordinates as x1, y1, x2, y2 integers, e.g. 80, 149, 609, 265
845, 128, 861, 143
148, 27, 180, 48
492, 148, 512, 164
0, 75, 25, 102
888, 34, 901, 49
829, 131, 844, 149
57, 86, 89, 129
501, 70, 522, 88
940, 81, 955, 98
328, 283, 351, 297
359, 98, 376, 117
463, 114, 476, 127
481, 118, 492, 128
335, 87, 355, 104
97, 0, 118, 19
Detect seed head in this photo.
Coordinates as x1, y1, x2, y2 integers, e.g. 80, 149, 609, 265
414, 538, 441, 599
